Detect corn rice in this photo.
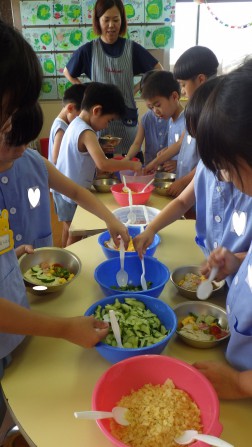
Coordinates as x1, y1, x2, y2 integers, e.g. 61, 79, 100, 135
110, 380, 202, 447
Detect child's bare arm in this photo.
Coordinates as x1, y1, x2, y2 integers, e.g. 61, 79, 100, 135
52, 129, 65, 164
125, 121, 145, 160
144, 133, 184, 173
0, 297, 109, 348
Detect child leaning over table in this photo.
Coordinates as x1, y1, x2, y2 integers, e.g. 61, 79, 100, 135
144, 46, 219, 198
0, 20, 112, 445
54, 82, 142, 247
190, 60, 252, 400
48, 83, 89, 165
125, 70, 184, 167
134, 77, 252, 289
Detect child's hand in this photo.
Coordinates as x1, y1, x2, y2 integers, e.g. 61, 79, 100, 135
162, 160, 177, 173
193, 360, 243, 399
132, 161, 142, 172
15, 244, 34, 259
133, 227, 155, 259
200, 247, 242, 281
64, 316, 109, 348
106, 220, 130, 250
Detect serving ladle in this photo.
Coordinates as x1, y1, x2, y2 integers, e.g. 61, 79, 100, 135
74, 406, 129, 426
175, 430, 234, 447
196, 267, 219, 300
140, 178, 154, 193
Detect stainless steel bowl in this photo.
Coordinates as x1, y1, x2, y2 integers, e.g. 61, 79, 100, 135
19, 247, 81, 294
173, 301, 230, 348
99, 136, 122, 147
170, 265, 226, 300
155, 171, 176, 181
93, 177, 120, 193
153, 179, 173, 196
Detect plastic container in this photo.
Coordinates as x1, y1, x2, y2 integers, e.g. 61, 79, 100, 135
111, 182, 154, 206
113, 205, 160, 227
92, 355, 222, 447
113, 156, 140, 180
94, 255, 170, 298
98, 227, 160, 259
120, 170, 155, 184
84, 294, 177, 364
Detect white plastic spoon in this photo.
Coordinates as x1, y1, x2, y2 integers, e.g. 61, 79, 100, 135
175, 430, 234, 447
74, 406, 129, 426
196, 267, 219, 300
140, 227, 147, 291
109, 309, 123, 348
140, 178, 154, 193
127, 188, 136, 224
116, 238, 128, 287
122, 175, 131, 193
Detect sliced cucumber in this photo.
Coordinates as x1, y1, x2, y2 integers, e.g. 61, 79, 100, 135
36, 274, 55, 283
31, 265, 42, 273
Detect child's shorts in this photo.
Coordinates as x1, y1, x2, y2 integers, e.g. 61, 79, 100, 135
53, 192, 77, 222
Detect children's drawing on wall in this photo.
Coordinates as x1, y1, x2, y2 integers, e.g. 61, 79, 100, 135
20, 1, 53, 26
84, 26, 98, 42
55, 52, 72, 75
57, 78, 73, 98
126, 26, 145, 46
53, 27, 83, 50
144, 25, 174, 49
145, 0, 176, 23
52, 0, 83, 25
22, 28, 54, 51
124, 1, 144, 23
40, 77, 58, 99
82, 0, 96, 24
38, 53, 56, 75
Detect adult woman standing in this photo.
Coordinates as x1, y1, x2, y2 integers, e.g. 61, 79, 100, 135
63, 0, 163, 156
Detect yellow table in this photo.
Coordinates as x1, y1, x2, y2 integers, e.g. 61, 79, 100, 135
69, 189, 172, 237
2, 221, 251, 447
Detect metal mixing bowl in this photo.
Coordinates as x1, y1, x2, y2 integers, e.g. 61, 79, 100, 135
173, 301, 230, 348
19, 247, 81, 294
153, 179, 173, 196
93, 177, 120, 193
170, 265, 226, 300
155, 172, 176, 181
99, 136, 122, 147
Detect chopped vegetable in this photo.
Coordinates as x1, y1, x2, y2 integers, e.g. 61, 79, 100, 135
177, 312, 229, 341
24, 262, 75, 287
93, 297, 170, 348
111, 281, 153, 292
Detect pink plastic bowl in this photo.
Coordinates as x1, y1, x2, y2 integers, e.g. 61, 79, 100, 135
110, 182, 154, 206
92, 355, 222, 447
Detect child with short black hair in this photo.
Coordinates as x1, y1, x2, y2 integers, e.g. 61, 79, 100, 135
125, 70, 184, 167
54, 81, 142, 246
48, 83, 88, 165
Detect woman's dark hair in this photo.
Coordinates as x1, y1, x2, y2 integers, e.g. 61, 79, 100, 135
81, 82, 126, 118
141, 70, 181, 100
0, 21, 42, 127
197, 60, 252, 179
185, 77, 222, 138
5, 102, 43, 147
93, 0, 127, 36
173, 46, 219, 81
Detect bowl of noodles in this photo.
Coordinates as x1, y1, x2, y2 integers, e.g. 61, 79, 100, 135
170, 265, 226, 300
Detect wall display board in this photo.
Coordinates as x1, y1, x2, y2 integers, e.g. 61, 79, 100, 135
18, 0, 176, 99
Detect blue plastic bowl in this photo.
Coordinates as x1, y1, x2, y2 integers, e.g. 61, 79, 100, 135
94, 256, 170, 298
98, 227, 160, 259
84, 294, 177, 363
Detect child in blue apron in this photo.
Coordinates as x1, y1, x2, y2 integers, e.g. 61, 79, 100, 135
192, 59, 252, 400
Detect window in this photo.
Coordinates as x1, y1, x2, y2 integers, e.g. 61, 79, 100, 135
170, 1, 252, 72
